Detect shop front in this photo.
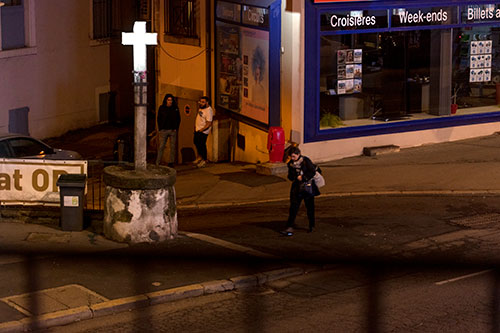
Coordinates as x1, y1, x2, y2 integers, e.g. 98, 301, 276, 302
305, 0, 500, 152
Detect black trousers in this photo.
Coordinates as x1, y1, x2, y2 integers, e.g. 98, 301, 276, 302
286, 186, 315, 229
193, 131, 208, 160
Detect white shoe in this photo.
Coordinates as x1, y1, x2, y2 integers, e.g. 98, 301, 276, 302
193, 157, 202, 164
197, 160, 207, 168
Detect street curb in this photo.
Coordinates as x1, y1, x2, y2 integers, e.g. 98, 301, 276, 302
177, 190, 500, 209
0, 267, 304, 332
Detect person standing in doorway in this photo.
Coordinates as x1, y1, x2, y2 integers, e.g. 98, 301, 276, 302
193, 96, 213, 168
281, 147, 318, 236
156, 94, 180, 167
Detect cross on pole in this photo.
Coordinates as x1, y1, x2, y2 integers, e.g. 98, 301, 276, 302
122, 21, 157, 72
122, 21, 157, 171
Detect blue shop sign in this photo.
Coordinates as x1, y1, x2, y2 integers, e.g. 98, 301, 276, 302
321, 10, 388, 31
462, 4, 500, 24
391, 6, 458, 28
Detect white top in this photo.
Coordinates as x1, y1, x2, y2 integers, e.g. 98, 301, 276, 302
195, 106, 214, 134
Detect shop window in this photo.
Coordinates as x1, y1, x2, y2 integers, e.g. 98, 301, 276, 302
318, 27, 500, 131
452, 27, 500, 114
164, 0, 200, 45
0, 0, 25, 50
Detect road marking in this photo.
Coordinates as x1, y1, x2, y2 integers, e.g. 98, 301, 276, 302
435, 269, 492, 285
181, 232, 279, 259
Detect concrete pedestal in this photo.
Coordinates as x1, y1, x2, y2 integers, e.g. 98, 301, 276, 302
102, 164, 177, 244
256, 162, 288, 176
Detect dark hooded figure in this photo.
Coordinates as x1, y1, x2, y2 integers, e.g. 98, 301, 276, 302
156, 93, 181, 167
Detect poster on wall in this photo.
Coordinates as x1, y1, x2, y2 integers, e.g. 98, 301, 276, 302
217, 24, 242, 111
469, 40, 492, 83
240, 27, 269, 124
336, 48, 363, 95
215, 21, 270, 125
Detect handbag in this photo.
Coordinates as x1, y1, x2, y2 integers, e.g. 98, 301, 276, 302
313, 171, 325, 188
313, 164, 325, 188
300, 179, 319, 196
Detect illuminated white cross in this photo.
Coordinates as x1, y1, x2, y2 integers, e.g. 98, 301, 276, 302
122, 21, 157, 72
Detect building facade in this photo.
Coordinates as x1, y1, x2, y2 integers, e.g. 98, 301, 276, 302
159, 0, 500, 163
0, 0, 150, 140
0, 0, 110, 139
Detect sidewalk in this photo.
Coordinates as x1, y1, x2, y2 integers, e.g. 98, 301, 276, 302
174, 132, 500, 208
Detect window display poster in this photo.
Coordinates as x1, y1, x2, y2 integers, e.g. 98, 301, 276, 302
477, 40, 485, 54
470, 69, 485, 82
338, 66, 346, 79
346, 64, 354, 79
337, 80, 346, 94
354, 64, 362, 78
484, 68, 492, 82
485, 40, 493, 54
469, 40, 492, 83
240, 27, 269, 124
337, 50, 346, 65
346, 50, 354, 63
354, 49, 362, 63
336, 48, 363, 95
345, 80, 354, 94
471, 41, 478, 55
217, 24, 242, 112
485, 54, 492, 68
354, 79, 362, 93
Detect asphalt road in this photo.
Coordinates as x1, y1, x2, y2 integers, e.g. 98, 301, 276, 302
40, 266, 499, 332
5, 194, 500, 331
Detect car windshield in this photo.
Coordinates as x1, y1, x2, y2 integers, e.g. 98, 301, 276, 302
8, 138, 50, 157
0, 141, 9, 158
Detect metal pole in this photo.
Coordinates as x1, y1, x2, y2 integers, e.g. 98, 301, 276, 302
134, 71, 148, 171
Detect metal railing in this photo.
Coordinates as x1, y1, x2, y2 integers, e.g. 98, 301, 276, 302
86, 160, 126, 211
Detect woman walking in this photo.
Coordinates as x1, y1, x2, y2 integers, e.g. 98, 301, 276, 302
281, 147, 319, 236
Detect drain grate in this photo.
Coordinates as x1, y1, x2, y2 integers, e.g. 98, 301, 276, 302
450, 213, 500, 229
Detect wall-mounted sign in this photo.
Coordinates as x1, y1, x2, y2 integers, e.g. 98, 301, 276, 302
391, 7, 458, 27
321, 10, 388, 31
242, 6, 269, 28
462, 4, 500, 23
217, 1, 241, 23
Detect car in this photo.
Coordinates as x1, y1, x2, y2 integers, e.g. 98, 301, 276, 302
0, 133, 82, 160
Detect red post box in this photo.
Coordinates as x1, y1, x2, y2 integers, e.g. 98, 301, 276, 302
267, 126, 285, 163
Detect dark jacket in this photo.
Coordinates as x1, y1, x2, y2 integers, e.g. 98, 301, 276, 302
157, 94, 181, 131
287, 155, 319, 197
287, 155, 316, 182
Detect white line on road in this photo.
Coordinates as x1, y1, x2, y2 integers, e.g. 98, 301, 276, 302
180, 232, 279, 259
435, 269, 492, 285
